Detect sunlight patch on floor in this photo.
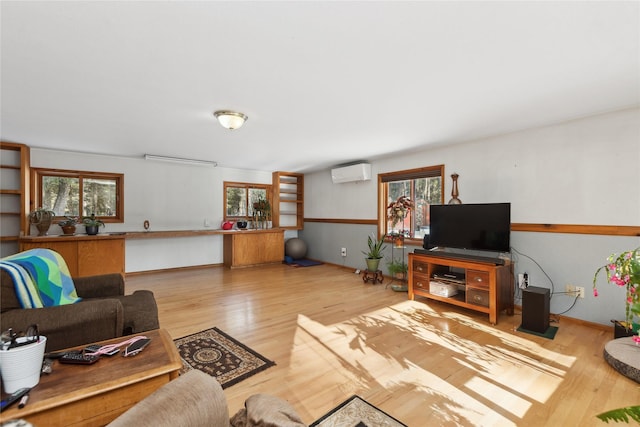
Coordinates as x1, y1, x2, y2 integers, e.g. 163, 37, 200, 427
288, 300, 575, 425
464, 376, 532, 417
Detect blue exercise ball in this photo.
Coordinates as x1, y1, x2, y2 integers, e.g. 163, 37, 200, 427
285, 238, 307, 260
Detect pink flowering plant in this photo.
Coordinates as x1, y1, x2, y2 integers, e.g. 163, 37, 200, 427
593, 247, 640, 331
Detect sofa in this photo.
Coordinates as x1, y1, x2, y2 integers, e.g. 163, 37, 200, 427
107, 369, 306, 427
1, 263, 159, 352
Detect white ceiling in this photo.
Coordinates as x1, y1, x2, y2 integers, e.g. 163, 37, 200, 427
1, 1, 638, 173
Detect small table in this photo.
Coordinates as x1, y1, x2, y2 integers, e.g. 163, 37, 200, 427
362, 269, 383, 284
0, 329, 182, 427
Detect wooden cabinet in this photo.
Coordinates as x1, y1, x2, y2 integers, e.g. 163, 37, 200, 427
0, 142, 30, 257
19, 234, 125, 277
272, 172, 303, 230
223, 229, 285, 268
408, 252, 513, 325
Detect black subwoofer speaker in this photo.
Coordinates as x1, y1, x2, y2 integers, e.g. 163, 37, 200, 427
522, 286, 550, 333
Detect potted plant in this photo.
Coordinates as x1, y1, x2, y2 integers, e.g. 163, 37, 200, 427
252, 198, 271, 229
386, 195, 414, 236
387, 260, 408, 279
593, 247, 640, 336
29, 208, 56, 236
82, 214, 105, 235
58, 216, 78, 235
362, 234, 386, 272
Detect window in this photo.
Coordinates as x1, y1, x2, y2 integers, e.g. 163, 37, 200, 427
33, 168, 124, 222
378, 165, 444, 241
224, 182, 272, 220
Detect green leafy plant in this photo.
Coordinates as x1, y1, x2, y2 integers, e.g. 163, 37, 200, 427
82, 214, 105, 227
593, 247, 640, 330
387, 260, 408, 276
29, 207, 55, 221
362, 234, 387, 259
58, 216, 78, 227
596, 405, 640, 424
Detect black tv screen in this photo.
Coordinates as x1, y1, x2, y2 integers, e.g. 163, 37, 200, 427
429, 203, 511, 253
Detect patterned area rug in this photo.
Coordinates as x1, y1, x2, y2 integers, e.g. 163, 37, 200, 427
174, 327, 275, 389
310, 395, 407, 427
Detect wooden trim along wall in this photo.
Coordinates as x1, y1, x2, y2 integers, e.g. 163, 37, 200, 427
304, 218, 640, 237
304, 218, 378, 225
510, 223, 640, 237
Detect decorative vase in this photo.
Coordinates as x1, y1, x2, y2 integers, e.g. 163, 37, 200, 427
29, 210, 55, 236
394, 235, 404, 248
448, 173, 462, 204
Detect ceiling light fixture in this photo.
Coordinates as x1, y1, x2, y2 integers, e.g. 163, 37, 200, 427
213, 110, 248, 130
144, 154, 217, 167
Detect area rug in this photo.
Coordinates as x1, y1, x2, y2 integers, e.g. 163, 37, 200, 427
285, 258, 324, 267
310, 395, 407, 427
517, 325, 559, 340
174, 327, 275, 389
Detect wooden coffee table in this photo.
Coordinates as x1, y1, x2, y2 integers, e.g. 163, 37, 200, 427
0, 329, 182, 427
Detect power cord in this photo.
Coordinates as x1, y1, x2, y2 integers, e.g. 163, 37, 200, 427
510, 246, 556, 296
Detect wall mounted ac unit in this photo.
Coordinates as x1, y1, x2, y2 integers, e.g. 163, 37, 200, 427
331, 163, 372, 184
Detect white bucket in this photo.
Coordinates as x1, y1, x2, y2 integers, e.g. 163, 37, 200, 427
0, 336, 47, 393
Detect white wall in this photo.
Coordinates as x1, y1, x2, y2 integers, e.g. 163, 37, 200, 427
302, 107, 640, 326
27, 108, 640, 325
306, 108, 640, 225
29, 149, 272, 272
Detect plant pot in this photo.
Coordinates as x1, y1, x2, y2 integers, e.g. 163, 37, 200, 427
613, 320, 640, 338
29, 210, 54, 236
366, 258, 381, 272
0, 336, 47, 393
85, 225, 100, 235
61, 225, 76, 235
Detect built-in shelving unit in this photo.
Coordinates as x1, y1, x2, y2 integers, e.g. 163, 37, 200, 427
1, 142, 30, 257
272, 171, 304, 230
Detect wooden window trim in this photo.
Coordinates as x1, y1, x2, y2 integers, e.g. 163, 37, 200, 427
223, 181, 272, 221
31, 168, 124, 223
377, 165, 445, 240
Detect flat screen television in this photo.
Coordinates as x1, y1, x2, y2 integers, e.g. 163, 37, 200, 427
429, 203, 511, 253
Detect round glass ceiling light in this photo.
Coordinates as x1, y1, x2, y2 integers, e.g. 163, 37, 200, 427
213, 110, 248, 130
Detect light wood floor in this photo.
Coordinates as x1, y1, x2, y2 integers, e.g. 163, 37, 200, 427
127, 263, 638, 427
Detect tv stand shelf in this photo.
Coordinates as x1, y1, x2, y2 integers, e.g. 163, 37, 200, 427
408, 252, 514, 325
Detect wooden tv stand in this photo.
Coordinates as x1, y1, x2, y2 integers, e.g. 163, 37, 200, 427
408, 252, 514, 325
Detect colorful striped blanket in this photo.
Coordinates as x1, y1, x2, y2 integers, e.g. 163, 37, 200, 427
0, 248, 81, 308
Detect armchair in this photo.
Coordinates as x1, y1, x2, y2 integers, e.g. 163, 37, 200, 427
107, 370, 305, 427
1, 258, 159, 352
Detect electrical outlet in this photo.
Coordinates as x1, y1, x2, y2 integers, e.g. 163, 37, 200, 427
565, 284, 584, 298
341, 247, 347, 257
